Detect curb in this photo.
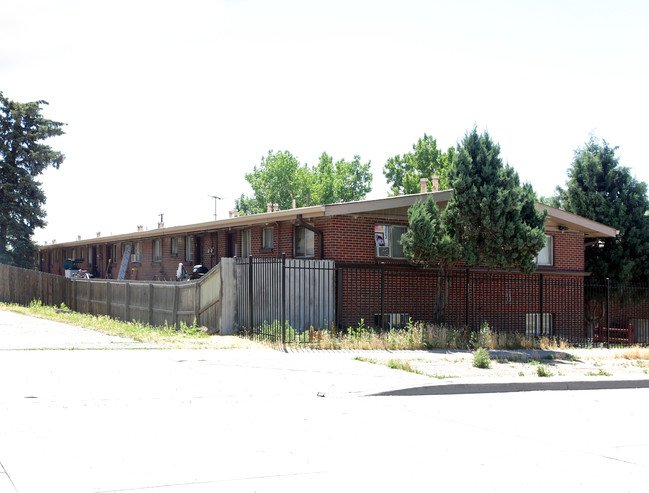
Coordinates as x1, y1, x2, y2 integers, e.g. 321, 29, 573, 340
368, 378, 649, 396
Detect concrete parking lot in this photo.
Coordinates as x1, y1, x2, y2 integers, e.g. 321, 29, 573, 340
1, 310, 648, 492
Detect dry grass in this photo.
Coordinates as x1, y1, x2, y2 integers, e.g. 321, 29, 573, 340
423, 323, 570, 351
268, 321, 573, 351
299, 325, 429, 350
614, 346, 649, 360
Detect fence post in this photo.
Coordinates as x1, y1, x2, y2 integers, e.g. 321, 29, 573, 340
606, 277, 610, 348
248, 255, 254, 332
194, 282, 200, 327
539, 274, 543, 336
106, 281, 112, 317
336, 266, 343, 329
380, 262, 385, 331
172, 284, 179, 327
148, 283, 154, 325
125, 282, 131, 322
465, 267, 470, 329
281, 253, 286, 344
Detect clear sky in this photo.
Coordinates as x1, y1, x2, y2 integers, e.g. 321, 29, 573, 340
3, 0, 648, 245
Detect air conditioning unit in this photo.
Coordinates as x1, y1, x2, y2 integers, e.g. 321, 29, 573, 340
130, 254, 140, 263
375, 225, 390, 258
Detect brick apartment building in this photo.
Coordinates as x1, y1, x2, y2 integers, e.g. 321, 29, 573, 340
38, 189, 616, 280
36, 189, 619, 338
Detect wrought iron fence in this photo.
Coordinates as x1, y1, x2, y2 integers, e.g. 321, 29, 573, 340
235, 255, 335, 343
235, 256, 649, 347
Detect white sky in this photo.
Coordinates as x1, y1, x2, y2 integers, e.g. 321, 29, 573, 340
2, 0, 648, 245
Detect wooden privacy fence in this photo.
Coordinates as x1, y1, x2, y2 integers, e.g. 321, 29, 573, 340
0, 263, 71, 307
0, 262, 228, 334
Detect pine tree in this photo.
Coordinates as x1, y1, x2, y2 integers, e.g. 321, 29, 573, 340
557, 137, 649, 282
0, 92, 65, 268
445, 128, 546, 275
402, 128, 547, 322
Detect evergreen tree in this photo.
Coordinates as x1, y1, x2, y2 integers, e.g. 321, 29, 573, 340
0, 92, 65, 268
445, 128, 547, 275
402, 128, 547, 322
401, 195, 460, 322
556, 137, 649, 282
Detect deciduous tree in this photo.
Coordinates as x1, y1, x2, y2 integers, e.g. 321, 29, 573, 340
383, 134, 454, 195
236, 150, 372, 214
0, 92, 65, 268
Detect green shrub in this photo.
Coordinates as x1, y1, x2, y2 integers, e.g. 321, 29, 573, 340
473, 347, 491, 369
536, 365, 553, 377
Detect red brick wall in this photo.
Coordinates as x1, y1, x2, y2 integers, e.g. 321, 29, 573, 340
38, 215, 587, 277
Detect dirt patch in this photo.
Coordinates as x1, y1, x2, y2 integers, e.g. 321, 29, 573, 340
361, 348, 649, 380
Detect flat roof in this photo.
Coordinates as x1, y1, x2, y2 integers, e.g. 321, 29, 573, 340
39, 191, 617, 249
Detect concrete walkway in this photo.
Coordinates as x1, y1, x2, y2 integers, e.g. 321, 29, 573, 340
1, 310, 648, 492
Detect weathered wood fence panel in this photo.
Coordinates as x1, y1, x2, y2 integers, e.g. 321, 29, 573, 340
0, 264, 71, 307
198, 264, 222, 333
1, 264, 224, 334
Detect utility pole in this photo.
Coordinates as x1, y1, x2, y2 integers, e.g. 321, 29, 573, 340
208, 195, 222, 221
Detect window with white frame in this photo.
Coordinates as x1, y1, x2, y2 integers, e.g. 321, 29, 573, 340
171, 237, 179, 256
262, 227, 274, 249
186, 236, 194, 262
133, 242, 142, 263
535, 235, 553, 266
153, 239, 162, 262
295, 227, 314, 258
375, 225, 407, 259
241, 230, 251, 258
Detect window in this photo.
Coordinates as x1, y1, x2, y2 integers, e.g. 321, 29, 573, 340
262, 227, 274, 249
186, 236, 194, 262
295, 227, 314, 258
133, 242, 142, 263
375, 225, 407, 259
535, 235, 553, 266
171, 237, 179, 256
153, 239, 162, 262
525, 313, 553, 337
241, 230, 251, 258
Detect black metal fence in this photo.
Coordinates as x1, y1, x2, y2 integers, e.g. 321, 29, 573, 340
235, 255, 335, 343
235, 256, 649, 347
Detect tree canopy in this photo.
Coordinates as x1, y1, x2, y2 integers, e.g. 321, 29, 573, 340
383, 134, 454, 196
402, 128, 547, 321
0, 92, 65, 268
235, 150, 372, 215
555, 137, 649, 282
444, 128, 547, 275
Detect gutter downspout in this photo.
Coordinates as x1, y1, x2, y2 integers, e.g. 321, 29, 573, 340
296, 214, 324, 260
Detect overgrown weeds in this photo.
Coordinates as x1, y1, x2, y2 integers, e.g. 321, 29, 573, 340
271, 320, 573, 351
473, 348, 491, 369
614, 346, 649, 360
0, 301, 258, 349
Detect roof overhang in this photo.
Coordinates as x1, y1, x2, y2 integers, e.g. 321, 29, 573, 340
40, 206, 326, 249
538, 203, 618, 238
38, 191, 618, 251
